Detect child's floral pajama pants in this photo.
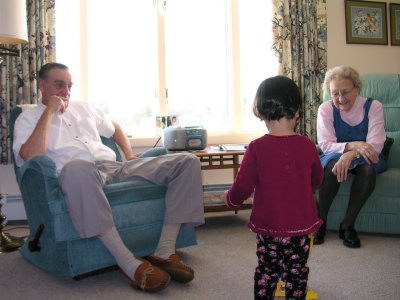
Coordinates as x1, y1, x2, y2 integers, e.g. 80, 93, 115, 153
254, 234, 311, 300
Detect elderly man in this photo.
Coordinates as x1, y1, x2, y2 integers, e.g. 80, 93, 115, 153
13, 62, 205, 292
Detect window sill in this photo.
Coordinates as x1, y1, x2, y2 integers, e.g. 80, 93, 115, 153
129, 132, 264, 149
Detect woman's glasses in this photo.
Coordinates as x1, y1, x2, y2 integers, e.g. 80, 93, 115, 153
331, 87, 354, 99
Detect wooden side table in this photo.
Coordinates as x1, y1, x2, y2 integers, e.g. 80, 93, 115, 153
192, 147, 252, 213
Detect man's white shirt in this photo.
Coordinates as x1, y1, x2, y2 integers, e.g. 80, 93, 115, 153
13, 101, 117, 173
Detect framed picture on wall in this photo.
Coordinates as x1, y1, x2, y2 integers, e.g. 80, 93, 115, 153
345, 0, 388, 45
390, 3, 400, 45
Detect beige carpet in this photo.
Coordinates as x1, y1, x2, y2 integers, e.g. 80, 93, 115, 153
1, 210, 400, 300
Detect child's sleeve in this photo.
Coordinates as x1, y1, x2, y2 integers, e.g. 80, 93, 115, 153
225, 142, 257, 208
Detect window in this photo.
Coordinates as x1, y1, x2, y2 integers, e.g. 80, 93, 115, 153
166, 0, 229, 133
56, 0, 278, 146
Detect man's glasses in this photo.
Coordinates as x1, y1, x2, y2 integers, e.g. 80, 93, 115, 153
331, 87, 354, 99
46, 80, 73, 91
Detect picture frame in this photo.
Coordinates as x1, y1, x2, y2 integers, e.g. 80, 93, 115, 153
345, 0, 388, 45
389, 3, 400, 45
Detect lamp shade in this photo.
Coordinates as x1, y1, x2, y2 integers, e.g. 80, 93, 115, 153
0, 0, 28, 44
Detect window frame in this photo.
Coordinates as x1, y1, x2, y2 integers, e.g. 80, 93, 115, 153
57, 0, 269, 148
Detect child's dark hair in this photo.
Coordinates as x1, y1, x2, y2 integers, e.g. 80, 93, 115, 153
253, 75, 302, 121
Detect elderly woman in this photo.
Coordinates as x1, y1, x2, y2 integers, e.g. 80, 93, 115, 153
314, 66, 387, 248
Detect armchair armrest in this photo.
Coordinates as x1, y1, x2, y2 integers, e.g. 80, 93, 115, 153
139, 147, 168, 158
17, 155, 69, 240
17, 155, 58, 186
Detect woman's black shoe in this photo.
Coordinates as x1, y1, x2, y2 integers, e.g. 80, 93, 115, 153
339, 223, 361, 248
313, 224, 326, 245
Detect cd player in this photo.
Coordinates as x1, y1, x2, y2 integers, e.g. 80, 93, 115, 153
162, 126, 208, 150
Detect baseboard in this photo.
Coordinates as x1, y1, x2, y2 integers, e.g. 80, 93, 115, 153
2, 194, 27, 221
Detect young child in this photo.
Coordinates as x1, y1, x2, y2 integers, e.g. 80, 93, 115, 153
224, 76, 324, 300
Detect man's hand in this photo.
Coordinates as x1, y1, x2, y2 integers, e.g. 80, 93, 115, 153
47, 95, 69, 114
125, 153, 139, 160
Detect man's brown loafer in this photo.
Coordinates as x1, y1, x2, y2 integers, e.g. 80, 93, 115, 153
145, 254, 194, 283
122, 261, 171, 292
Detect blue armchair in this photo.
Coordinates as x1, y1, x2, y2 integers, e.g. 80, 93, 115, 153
9, 106, 197, 278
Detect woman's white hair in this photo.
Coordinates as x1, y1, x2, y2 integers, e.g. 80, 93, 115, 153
323, 65, 363, 95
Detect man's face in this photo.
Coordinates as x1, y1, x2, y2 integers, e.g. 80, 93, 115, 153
329, 77, 358, 112
39, 68, 73, 105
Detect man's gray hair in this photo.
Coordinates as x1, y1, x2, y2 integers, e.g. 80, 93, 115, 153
38, 62, 69, 80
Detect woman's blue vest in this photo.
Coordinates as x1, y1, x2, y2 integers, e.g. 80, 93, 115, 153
320, 98, 387, 173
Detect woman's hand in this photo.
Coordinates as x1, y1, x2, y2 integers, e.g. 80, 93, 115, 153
332, 152, 354, 182
357, 142, 379, 164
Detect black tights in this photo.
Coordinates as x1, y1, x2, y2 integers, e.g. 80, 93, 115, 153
318, 160, 376, 228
